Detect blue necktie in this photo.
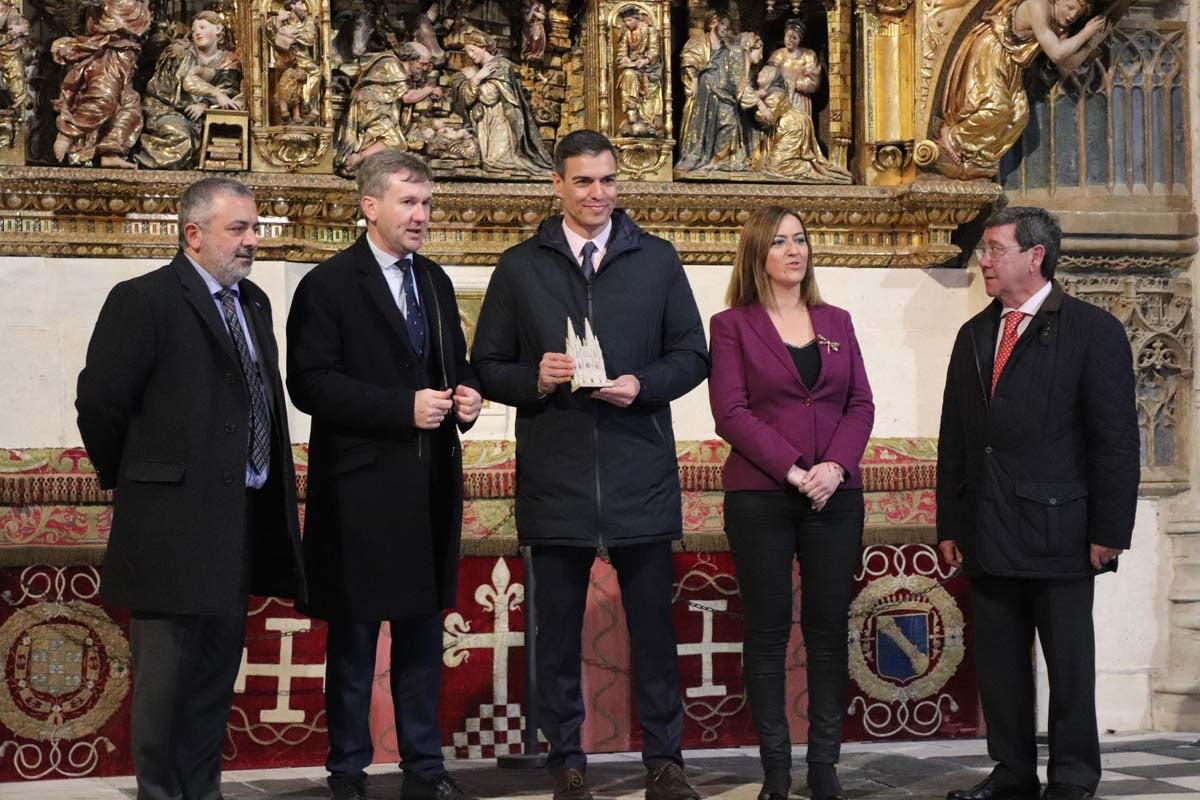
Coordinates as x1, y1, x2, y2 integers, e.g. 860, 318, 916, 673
397, 258, 426, 356
581, 241, 597, 281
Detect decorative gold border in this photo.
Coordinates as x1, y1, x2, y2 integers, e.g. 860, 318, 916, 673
0, 167, 1002, 266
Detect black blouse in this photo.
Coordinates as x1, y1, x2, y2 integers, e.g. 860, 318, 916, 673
785, 339, 822, 389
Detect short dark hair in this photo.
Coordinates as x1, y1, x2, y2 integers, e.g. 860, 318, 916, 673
982, 205, 1062, 279
357, 150, 433, 200
553, 129, 619, 175
177, 177, 255, 248
618, 5, 639, 18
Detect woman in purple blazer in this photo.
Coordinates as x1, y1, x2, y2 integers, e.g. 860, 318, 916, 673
709, 206, 874, 800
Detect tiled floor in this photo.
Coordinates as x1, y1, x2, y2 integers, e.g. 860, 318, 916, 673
2, 734, 1197, 800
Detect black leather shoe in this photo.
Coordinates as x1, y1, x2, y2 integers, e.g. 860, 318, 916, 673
757, 768, 791, 800
402, 772, 472, 800
329, 776, 368, 800
552, 767, 594, 800
946, 774, 1040, 800
646, 762, 701, 800
1041, 784, 1093, 800
806, 763, 845, 800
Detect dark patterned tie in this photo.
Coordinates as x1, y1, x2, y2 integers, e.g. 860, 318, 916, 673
216, 289, 271, 475
397, 258, 426, 356
581, 241, 597, 281
991, 311, 1026, 397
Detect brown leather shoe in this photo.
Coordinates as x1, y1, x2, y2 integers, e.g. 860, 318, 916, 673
552, 767, 594, 800
646, 762, 701, 800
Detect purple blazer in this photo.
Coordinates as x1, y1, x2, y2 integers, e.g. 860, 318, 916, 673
709, 302, 875, 491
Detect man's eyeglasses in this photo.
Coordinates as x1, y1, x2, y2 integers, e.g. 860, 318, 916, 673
974, 243, 1026, 260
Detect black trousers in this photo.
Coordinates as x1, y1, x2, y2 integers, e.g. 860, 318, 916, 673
130, 611, 247, 800
970, 574, 1100, 792
532, 541, 685, 771
723, 488, 863, 771
324, 611, 446, 782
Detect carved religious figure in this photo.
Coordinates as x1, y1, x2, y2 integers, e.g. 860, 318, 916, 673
334, 41, 445, 174
521, 0, 546, 62
453, 27, 553, 176
676, 26, 758, 173
748, 63, 852, 183
934, 0, 1109, 177
614, 5, 663, 137
135, 11, 243, 169
50, 0, 152, 168
267, 0, 322, 124
768, 20, 820, 123
678, 11, 729, 149
0, 0, 28, 112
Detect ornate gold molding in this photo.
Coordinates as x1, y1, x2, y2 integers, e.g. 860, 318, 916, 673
0, 166, 1001, 265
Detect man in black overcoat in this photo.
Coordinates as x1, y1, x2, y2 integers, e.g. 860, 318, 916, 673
286, 151, 481, 800
76, 177, 307, 800
936, 207, 1140, 800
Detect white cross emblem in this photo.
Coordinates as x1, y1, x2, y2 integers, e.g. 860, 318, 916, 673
676, 600, 743, 698
234, 617, 326, 723
443, 558, 525, 704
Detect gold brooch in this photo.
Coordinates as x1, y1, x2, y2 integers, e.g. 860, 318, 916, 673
816, 334, 840, 353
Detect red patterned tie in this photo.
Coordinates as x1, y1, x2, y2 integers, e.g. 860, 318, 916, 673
991, 311, 1025, 397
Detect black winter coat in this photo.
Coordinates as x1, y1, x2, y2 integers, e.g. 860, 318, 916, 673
287, 236, 478, 621
76, 254, 306, 615
471, 211, 710, 547
935, 282, 1140, 578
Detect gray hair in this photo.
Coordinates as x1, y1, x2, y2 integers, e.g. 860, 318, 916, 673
357, 150, 433, 200
177, 177, 255, 248
982, 205, 1062, 279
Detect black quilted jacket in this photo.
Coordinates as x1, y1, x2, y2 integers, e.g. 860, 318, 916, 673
935, 282, 1140, 578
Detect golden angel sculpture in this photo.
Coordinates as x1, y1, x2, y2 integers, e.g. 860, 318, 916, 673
51, 0, 153, 168
932, 0, 1110, 178
135, 11, 243, 169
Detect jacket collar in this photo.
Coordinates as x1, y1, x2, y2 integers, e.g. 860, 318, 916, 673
968, 280, 1065, 404
535, 209, 642, 272
172, 251, 238, 365
351, 233, 422, 362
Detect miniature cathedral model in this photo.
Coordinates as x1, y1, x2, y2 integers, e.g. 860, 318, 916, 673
566, 319, 612, 391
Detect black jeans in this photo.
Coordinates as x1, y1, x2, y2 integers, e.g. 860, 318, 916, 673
724, 488, 863, 771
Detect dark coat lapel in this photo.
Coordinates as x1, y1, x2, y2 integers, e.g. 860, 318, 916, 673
970, 301, 1001, 401
172, 253, 238, 365
353, 235, 419, 360
240, 284, 279, 411
414, 255, 448, 389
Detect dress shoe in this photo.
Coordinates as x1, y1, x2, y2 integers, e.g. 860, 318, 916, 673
329, 776, 368, 800
646, 762, 701, 800
946, 773, 1040, 800
552, 767, 594, 800
806, 763, 845, 800
757, 768, 791, 800
402, 772, 472, 800
1041, 784, 1093, 800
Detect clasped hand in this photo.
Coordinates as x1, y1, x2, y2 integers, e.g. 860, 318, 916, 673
414, 385, 482, 429
787, 461, 843, 511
